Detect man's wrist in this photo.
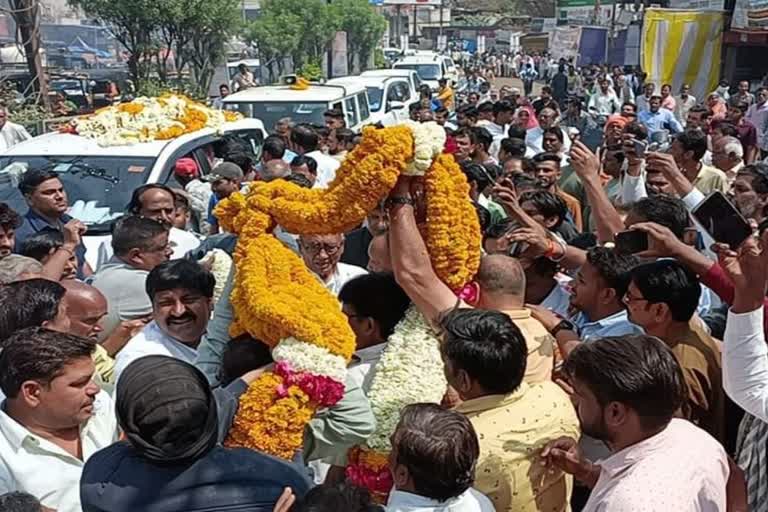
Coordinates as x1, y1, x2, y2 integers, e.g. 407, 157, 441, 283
733, 292, 765, 314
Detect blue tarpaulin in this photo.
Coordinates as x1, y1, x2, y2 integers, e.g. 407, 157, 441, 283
67, 37, 110, 58
578, 27, 607, 65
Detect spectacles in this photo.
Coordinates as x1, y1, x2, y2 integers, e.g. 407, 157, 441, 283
302, 242, 342, 256
623, 291, 648, 304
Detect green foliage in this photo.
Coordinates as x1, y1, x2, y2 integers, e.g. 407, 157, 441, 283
373, 48, 386, 69
330, 0, 386, 72
0, 83, 45, 135
297, 59, 323, 82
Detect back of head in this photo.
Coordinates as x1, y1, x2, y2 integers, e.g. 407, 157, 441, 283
586, 246, 638, 298
262, 159, 291, 182
631, 259, 701, 322
500, 137, 527, 159
291, 124, 319, 153
19, 231, 63, 262
262, 134, 286, 160
293, 482, 377, 512
564, 334, 685, 431
116, 355, 218, 464
460, 161, 493, 192
628, 195, 689, 239
676, 129, 708, 161
0, 203, 21, 231
392, 403, 479, 502
721, 136, 744, 160
338, 272, 410, 339
0, 255, 43, 284
111, 216, 169, 257
0, 492, 42, 512
145, 259, 215, 301
0, 327, 95, 399
0, 279, 66, 343
221, 335, 274, 386
476, 254, 526, 297
439, 308, 527, 395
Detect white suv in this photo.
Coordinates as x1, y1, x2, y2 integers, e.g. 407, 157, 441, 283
327, 75, 417, 126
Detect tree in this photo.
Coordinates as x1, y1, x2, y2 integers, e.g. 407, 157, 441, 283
8, 0, 49, 108
245, 9, 302, 83
331, 0, 386, 73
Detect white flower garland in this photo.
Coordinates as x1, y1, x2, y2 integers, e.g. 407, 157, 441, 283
365, 304, 447, 451
198, 248, 232, 306
271, 337, 348, 383
402, 121, 447, 176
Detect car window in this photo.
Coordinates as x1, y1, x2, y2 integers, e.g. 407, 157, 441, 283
357, 92, 370, 122
344, 97, 359, 128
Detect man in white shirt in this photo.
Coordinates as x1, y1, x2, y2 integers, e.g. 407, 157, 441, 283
298, 233, 367, 296
387, 403, 495, 512
291, 124, 340, 189
675, 83, 697, 127
114, 258, 214, 383
0, 328, 118, 512
587, 77, 621, 117
0, 106, 31, 152
96, 184, 200, 269
525, 107, 571, 155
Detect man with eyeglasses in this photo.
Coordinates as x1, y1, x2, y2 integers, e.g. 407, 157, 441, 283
298, 233, 367, 296
89, 216, 172, 344
624, 259, 724, 444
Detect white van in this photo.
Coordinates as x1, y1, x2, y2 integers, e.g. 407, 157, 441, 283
327, 75, 417, 126
222, 81, 372, 132
393, 54, 453, 91
360, 69, 423, 100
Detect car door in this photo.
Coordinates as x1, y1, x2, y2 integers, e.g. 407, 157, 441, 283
344, 96, 360, 131
356, 92, 371, 126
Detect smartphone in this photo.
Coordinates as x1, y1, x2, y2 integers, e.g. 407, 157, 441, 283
692, 191, 753, 250
633, 139, 647, 158
614, 230, 649, 254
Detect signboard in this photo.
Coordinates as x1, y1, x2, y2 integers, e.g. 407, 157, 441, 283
667, 0, 725, 8
732, 0, 768, 29
549, 26, 581, 61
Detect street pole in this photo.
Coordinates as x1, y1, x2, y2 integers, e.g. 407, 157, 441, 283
327, 0, 333, 79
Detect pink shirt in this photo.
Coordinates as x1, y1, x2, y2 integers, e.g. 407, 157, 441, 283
662, 95, 677, 111
584, 419, 728, 512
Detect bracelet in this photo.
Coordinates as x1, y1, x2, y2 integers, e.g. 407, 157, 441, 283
386, 196, 415, 208
549, 237, 568, 263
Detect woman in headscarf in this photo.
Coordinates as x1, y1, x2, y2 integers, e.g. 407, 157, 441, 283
514, 103, 539, 130
80, 356, 311, 512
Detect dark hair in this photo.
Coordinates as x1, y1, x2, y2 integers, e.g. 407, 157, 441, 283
511, 171, 538, 191
216, 135, 256, 172
532, 152, 562, 167
285, 173, 313, 188
339, 273, 410, 339
145, 259, 215, 300
741, 163, 768, 195
439, 308, 527, 394
484, 218, 515, 240
542, 126, 564, 144
631, 260, 701, 322
624, 121, 647, 141
675, 129, 708, 161
434, 106, 449, 117
564, 334, 686, 431
470, 126, 493, 151
493, 100, 515, 116
262, 135, 286, 160
731, 101, 749, 113
0, 327, 95, 398
0, 203, 21, 231
507, 125, 527, 140
519, 190, 567, 229
586, 246, 638, 298
18, 169, 59, 196
461, 161, 493, 192
111, 215, 169, 256
19, 231, 64, 262
500, 137, 527, 159
393, 403, 479, 502
477, 101, 494, 114
628, 195, 689, 239
541, 85, 552, 94
713, 121, 739, 137
290, 155, 318, 175
0, 492, 42, 512
290, 124, 319, 152
473, 201, 491, 233
126, 184, 175, 215
0, 279, 66, 343
457, 104, 478, 119
621, 101, 638, 113
221, 335, 273, 386
333, 128, 355, 146
688, 105, 712, 120
292, 482, 377, 512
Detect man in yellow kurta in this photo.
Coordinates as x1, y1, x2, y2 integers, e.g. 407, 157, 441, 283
437, 78, 455, 111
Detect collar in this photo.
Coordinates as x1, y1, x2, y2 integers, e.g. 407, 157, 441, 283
0, 400, 92, 452
501, 308, 532, 320
600, 422, 672, 477
387, 489, 474, 509
24, 208, 70, 231
575, 309, 628, 328
353, 343, 386, 364
454, 383, 529, 415
143, 320, 203, 349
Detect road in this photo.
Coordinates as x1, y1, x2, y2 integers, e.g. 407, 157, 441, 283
491, 76, 544, 97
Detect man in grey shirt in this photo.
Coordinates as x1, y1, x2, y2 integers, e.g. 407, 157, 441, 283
89, 216, 173, 344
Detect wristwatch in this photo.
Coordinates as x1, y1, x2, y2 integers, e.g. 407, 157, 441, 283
551, 319, 578, 337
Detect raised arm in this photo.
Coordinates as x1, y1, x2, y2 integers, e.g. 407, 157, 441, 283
388, 176, 457, 322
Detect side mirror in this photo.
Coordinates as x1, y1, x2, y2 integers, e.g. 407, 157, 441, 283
388, 101, 406, 111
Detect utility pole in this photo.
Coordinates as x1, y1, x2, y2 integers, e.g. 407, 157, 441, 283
9, 0, 49, 110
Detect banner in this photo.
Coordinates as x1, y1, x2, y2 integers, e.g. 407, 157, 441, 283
549, 26, 581, 62
641, 9, 724, 101
732, 0, 768, 29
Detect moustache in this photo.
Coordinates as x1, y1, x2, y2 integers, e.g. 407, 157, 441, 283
167, 314, 196, 324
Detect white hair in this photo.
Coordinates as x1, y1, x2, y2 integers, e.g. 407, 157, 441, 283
722, 136, 744, 160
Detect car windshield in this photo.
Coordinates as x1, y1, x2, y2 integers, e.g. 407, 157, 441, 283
0, 155, 157, 234
366, 87, 383, 112
226, 102, 326, 131
395, 63, 441, 81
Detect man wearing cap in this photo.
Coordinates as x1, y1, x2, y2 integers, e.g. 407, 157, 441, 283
173, 158, 213, 234
204, 162, 245, 234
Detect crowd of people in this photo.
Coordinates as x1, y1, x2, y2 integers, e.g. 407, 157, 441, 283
3, 56, 768, 512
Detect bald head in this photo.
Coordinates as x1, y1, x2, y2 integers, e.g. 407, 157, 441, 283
62, 280, 108, 339
476, 254, 526, 300
262, 159, 291, 182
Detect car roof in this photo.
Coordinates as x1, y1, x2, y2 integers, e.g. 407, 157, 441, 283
2, 118, 266, 158
361, 69, 416, 79
327, 76, 398, 88
395, 55, 441, 64
222, 84, 365, 103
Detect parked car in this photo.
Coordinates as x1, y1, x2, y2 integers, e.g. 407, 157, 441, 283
327, 75, 417, 126
0, 118, 266, 268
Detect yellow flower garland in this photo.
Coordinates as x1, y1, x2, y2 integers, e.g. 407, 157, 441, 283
217, 123, 481, 459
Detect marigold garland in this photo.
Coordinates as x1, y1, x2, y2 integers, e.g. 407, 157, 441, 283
219, 122, 481, 462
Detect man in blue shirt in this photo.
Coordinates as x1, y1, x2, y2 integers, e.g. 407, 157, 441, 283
14, 169, 90, 278
638, 95, 683, 138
